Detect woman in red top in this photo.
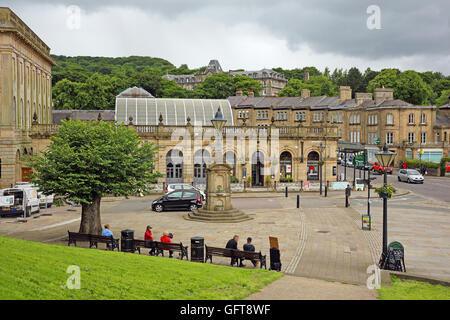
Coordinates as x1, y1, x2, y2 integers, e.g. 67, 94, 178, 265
144, 226, 155, 255
144, 225, 153, 241
160, 231, 173, 258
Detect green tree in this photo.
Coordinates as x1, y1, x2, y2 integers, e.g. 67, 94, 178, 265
279, 75, 337, 97
368, 69, 433, 105
231, 75, 262, 96
28, 120, 161, 234
158, 78, 189, 98
346, 67, 364, 94
436, 88, 450, 106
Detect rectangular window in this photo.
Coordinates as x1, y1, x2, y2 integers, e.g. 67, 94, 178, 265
421, 132, 426, 144
408, 132, 415, 144
386, 132, 393, 145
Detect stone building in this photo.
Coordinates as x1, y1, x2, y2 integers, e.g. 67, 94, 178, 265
0, 7, 56, 188
163, 59, 288, 96
228, 86, 449, 164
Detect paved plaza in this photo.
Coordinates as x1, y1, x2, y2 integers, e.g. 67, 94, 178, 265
0, 185, 449, 299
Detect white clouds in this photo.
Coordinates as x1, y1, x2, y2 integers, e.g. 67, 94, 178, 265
5, 1, 450, 74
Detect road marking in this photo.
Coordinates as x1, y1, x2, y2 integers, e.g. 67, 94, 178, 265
30, 218, 81, 231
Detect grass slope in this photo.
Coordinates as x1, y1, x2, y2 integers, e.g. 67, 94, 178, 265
378, 276, 450, 300
0, 236, 282, 300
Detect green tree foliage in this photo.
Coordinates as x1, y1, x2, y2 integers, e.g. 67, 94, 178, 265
28, 120, 161, 234
273, 66, 321, 81
279, 75, 337, 97
191, 73, 261, 99
436, 88, 450, 106
367, 69, 434, 105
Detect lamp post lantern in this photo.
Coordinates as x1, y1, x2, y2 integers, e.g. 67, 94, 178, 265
375, 144, 396, 267
211, 107, 227, 131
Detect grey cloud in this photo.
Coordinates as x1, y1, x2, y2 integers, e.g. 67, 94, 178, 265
5, 0, 450, 61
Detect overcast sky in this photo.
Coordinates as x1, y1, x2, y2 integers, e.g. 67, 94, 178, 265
4, 0, 450, 74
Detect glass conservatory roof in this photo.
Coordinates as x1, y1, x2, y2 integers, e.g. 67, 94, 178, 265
115, 97, 234, 126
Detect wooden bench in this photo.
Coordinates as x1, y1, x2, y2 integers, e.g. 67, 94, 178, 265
67, 231, 119, 251
205, 245, 266, 268
133, 239, 188, 260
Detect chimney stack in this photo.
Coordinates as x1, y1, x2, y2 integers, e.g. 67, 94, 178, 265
248, 90, 255, 98
355, 92, 373, 105
374, 88, 394, 104
236, 88, 243, 96
339, 86, 352, 101
301, 88, 310, 98
304, 71, 310, 81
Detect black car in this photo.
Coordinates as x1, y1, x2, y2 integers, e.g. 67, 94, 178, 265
151, 190, 203, 212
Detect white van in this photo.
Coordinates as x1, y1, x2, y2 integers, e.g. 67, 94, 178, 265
14, 182, 54, 208
0, 186, 40, 217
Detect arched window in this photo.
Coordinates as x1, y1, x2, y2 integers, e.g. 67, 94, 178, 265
224, 151, 236, 177
280, 152, 292, 181
307, 151, 320, 181
166, 149, 183, 183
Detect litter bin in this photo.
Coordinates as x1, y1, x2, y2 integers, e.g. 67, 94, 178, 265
121, 229, 135, 253
191, 237, 204, 262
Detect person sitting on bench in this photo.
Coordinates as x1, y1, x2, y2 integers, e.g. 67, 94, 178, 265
160, 231, 173, 258
144, 225, 155, 255
243, 237, 259, 267
102, 224, 113, 248
226, 235, 242, 266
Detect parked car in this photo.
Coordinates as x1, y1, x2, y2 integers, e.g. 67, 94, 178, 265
372, 162, 393, 174
398, 169, 424, 184
152, 190, 203, 213
165, 183, 206, 201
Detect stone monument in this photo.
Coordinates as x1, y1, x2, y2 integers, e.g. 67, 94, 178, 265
185, 106, 252, 223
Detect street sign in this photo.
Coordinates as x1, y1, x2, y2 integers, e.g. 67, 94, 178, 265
362, 215, 372, 231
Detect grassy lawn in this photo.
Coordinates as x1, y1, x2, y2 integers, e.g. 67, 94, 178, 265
0, 235, 282, 300
378, 276, 450, 300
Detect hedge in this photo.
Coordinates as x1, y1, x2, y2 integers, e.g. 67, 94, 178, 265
400, 158, 440, 169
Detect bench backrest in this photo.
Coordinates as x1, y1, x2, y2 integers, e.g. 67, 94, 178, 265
157, 242, 183, 250
90, 234, 115, 242
206, 245, 235, 257
234, 250, 261, 260
68, 231, 91, 241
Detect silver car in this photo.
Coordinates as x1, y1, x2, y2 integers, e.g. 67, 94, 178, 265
397, 169, 424, 184
165, 184, 206, 200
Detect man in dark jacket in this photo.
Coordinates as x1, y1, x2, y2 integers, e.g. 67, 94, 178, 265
225, 235, 239, 266
243, 237, 259, 267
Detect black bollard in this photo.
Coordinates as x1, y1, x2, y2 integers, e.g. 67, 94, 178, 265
325, 186, 328, 197
297, 194, 300, 208
285, 186, 288, 197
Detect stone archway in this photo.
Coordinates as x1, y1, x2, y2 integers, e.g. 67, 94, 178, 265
280, 151, 293, 181
251, 151, 265, 187
193, 149, 211, 186
166, 149, 183, 184
307, 151, 319, 181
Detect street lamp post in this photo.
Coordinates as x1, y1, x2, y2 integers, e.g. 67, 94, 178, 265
211, 107, 227, 161
318, 142, 325, 195
375, 144, 396, 267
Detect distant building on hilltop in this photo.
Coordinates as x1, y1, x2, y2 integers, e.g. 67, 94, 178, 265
163, 59, 288, 96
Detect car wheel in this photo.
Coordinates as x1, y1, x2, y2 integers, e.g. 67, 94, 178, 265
25, 207, 31, 217
189, 204, 198, 211
407, 178, 411, 183
154, 204, 164, 213
398, 177, 401, 181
